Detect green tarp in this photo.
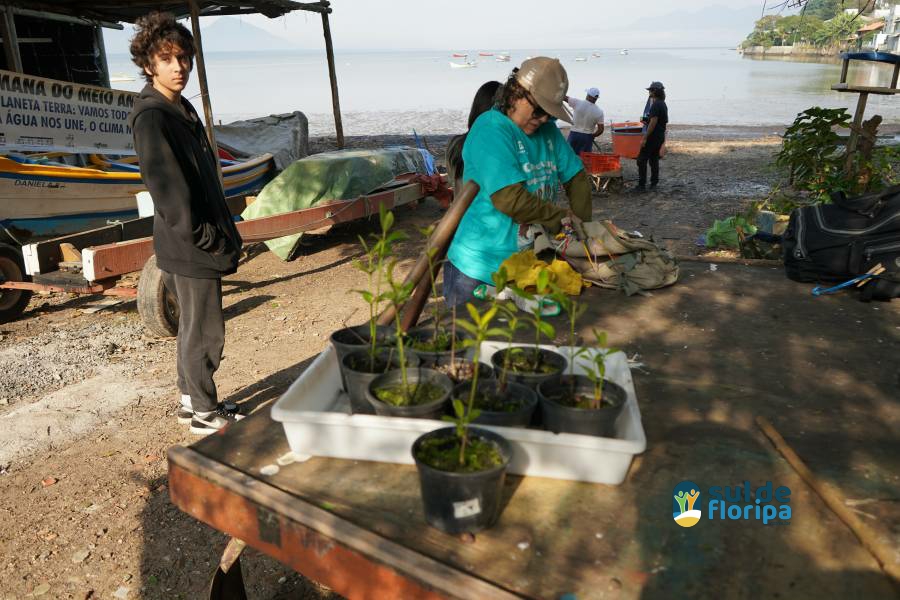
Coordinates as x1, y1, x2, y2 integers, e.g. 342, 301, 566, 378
242, 147, 428, 260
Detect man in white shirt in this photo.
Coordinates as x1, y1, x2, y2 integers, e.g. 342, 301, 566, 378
565, 87, 605, 155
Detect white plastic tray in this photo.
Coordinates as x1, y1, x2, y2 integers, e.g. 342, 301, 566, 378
271, 342, 646, 484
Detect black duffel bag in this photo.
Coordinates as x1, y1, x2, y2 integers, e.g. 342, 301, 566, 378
782, 185, 900, 291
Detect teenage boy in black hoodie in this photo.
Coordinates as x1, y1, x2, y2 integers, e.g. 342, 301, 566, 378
128, 12, 243, 434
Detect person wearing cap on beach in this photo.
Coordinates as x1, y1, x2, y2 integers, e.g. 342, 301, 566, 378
565, 87, 605, 156
635, 81, 668, 192
443, 57, 592, 306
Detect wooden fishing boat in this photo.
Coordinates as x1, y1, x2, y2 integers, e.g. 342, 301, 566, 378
0, 152, 276, 243
449, 61, 477, 69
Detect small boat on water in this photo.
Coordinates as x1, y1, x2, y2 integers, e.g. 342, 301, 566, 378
478, 51, 493, 56
109, 74, 135, 83
449, 61, 477, 69
592, 52, 602, 58
574, 57, 587, 62
620, 49, 629, 55
0, 152, 276, 242
495, 54, 511, 62
451, 52, 468, 58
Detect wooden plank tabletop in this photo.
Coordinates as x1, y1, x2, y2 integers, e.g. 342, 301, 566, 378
172, 261, 900, 599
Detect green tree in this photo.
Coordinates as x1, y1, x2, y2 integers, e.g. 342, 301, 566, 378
803, 0, 845, 21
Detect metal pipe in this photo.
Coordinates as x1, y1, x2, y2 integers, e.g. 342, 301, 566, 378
377, 181, 480, 327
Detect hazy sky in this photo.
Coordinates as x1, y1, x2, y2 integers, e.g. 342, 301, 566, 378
210, 0, 777, 50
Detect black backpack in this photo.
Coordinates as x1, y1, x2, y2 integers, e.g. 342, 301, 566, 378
782, 185, 900, 300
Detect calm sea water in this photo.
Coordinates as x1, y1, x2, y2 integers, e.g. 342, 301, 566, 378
106, 47, 900, 135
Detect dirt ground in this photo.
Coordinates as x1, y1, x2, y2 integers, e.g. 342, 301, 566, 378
0, 127, 889, 599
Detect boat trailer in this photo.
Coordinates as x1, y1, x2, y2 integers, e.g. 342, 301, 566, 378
0, 174, 435, 335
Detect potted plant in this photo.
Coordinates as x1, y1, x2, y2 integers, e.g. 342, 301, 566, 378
434, 308, 494, 384
452, 270, 537, 427
407, 227, 467, 367
490, 268, 567, 388
334, 206, 406, 413
366, 251, 453, 419
538, 330, 627, 437
411, 300, 513, 534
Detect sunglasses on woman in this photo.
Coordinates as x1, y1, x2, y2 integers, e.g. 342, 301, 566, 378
525, 93, 549, 120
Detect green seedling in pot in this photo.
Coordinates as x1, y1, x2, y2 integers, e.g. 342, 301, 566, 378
581, 329, 620, 410
351, 205, 405, 368
495, 301, 522, 391
380, 258, 417, 402
550, 284, 588, 376
508, 268, 556, 372
413, 225, 452, 353
448, 302, 505, 466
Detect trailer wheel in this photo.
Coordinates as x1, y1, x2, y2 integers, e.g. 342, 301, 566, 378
138, 255, 179, 337
0, 244, 32, 323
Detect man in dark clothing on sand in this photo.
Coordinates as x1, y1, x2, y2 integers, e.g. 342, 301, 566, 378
128, 12, 243, 434
635, 81, 668, 192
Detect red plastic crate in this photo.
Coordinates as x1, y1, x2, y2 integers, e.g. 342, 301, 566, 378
580, 152, 621, 174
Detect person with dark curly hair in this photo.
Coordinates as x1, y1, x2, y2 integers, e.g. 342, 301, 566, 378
443, 58, 592, 306
127, 11, 243, 435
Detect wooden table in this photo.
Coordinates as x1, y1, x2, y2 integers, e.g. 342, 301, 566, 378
168, 262, 900, 599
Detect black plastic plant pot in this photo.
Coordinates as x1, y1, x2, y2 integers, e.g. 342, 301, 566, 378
490, 346, 567, 390
412, 426, 512, 534
331, 324, 393, 369
537, 374, 627, 437
452, 379, 537, 428
406, 326, 468, 367
341, 348, 419, 415
366, 368, 453, 419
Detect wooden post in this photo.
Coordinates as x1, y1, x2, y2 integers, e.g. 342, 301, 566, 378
378, 182, 480, 327
844, 91, 869, 173
840, 58, 850, 85
891, 62, 899, 89
188, 0, 224, 188
94, 25, 111, 87
1, 7, 22, 73
320, 3, 345, 149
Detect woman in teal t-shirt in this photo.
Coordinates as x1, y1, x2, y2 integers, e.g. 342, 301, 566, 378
444, 57, 592, 306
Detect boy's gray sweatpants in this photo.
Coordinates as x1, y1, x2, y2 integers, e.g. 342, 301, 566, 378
161, 271, 225, 413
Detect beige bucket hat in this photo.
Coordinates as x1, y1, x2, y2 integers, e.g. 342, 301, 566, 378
515, 57, 573, 123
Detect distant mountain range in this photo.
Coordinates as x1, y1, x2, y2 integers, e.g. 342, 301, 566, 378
103, 17, 299, 54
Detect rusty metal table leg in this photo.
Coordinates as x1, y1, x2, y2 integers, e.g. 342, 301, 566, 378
208, 538, 247, 600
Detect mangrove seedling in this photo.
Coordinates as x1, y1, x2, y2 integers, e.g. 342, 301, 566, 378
413, 225, 452, 353
448, 302, 505, 466
508, 268, 555, 372
351, 205, 405, 367
581, 329, 621, 410
551, 284, 588, 375
380, 258, 416, 401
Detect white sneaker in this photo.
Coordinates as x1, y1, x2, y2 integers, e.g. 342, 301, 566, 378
190, 405, 245, 435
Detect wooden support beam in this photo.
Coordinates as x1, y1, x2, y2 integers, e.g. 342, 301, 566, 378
320, 3, 344, 149
0, 6, 22, 73
22, 216, 154, 276
188, 0, 225, 188
845, 91, 869, 173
